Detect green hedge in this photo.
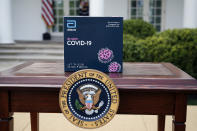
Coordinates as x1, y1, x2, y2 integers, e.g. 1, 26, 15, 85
123, 19, 156, 39
123, 34, 143, 62
123, 29, 197, 78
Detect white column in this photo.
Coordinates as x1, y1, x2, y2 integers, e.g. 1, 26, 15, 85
183, 0, 197, 28
0, 0, 14, 44
89, 0, 104, 16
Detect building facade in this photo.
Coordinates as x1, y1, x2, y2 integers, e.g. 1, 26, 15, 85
0, 0, 197, 43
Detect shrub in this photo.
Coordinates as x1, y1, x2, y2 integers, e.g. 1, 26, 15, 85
123, 34, 141, 61
123, 28, 197, 78
123, 19, 156, 39
155, 29, 197, 45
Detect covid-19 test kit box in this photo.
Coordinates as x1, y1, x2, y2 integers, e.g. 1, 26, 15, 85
64, 17, 123, 72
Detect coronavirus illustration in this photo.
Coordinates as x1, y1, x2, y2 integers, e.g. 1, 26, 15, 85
108, 62, 121, 72
97, 48, 114, 63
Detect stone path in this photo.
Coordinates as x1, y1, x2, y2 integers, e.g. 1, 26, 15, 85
14, 106, 197, 131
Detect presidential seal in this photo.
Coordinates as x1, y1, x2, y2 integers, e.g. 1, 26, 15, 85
59, 69, 119, 129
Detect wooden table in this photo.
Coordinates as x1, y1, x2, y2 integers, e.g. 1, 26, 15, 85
0, 62, 197, 131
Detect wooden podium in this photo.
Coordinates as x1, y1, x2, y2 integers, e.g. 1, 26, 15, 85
0, 62, 197, 131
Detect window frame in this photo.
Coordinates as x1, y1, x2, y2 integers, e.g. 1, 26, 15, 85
128, 0, 165, 31
51, 0, 89, 36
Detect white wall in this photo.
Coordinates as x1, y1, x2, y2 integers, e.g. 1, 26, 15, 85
164, 0, 184, 29
12, 0, 46, 41
10, 0, 189, 41
0, 0, 14, 43
103, 0, 185, 29
104, 0, 128, 19
183, 0, 197, 28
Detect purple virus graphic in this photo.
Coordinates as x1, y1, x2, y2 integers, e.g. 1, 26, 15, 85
97, 48, 114, 63
108, 62, 121, 72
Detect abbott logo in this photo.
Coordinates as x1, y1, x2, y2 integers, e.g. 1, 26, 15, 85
67, 20, 76, 28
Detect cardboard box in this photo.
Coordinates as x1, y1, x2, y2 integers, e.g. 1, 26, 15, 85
64, 17, 123, 72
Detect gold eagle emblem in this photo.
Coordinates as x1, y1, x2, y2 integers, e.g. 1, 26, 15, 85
76, 84, 104, 115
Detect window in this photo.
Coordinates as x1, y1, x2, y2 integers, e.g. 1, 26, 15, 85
52, 0, 89, 33
69, 0, 89, 16
52, 0, 64, 33
149, 0, 162, 31
129, 0, 163, 31
69, 0, 80, 15
130, 0, 144, 19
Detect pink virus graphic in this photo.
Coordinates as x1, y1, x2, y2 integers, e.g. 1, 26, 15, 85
108, 62, 121, 72
97, 48, 114, 63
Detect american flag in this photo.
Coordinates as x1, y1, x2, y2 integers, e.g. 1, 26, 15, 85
41, 0, 54, 27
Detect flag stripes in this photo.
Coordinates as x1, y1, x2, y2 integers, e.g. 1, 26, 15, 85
41, 0, 54, 27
